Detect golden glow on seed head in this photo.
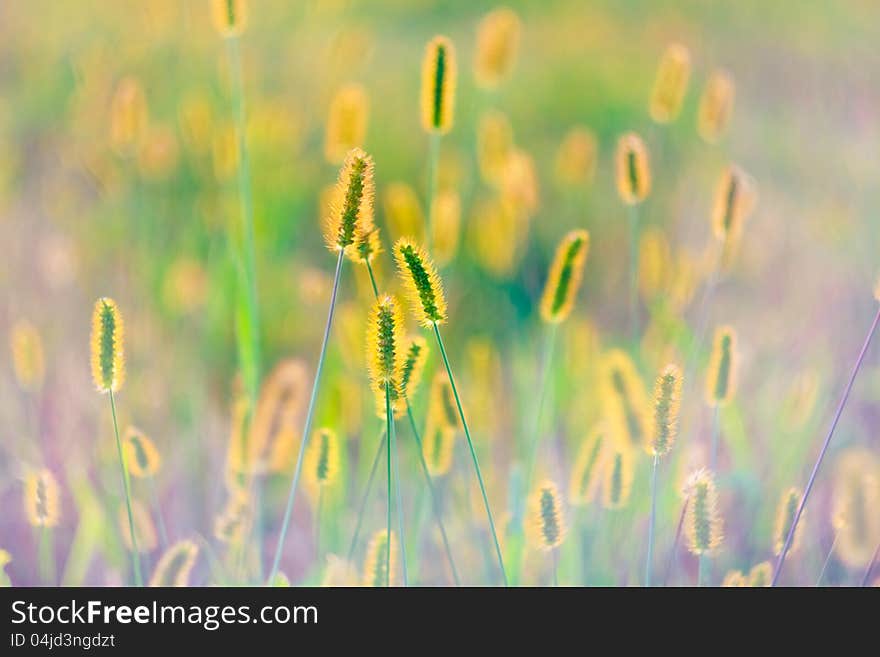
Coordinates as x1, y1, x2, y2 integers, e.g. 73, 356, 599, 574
721, 570, 746, 587
683, 468, 723, 555
24, 468, 60, 528
304, 427, 340, 493
748, 561, 772, 587
90, 297, 125, 393
324, 148, 375, 254
10, 320, 45, 390
698, 70, 735, 143
615, 132, 651, 205
212, 0, 247, 38
367, 294, 405, 386
528, 480, 566, 550
648, 364, 682, 457
554, 126, 598, 188
422, 417, 455, 476
149, 540, 199, 587
832, 448, 880, 567
123, 426, 162, 478
421, 36, 457, 134
400, 336, 429, 400
393, 238, 447, 327
649, 43, 691, 124
600, 349, 651, 450
773, 487, 803, 556
539, 229, 590, 324
712, 165, 756, 242
214, 488, 251, 545
638, 227, 672, 300
602, 446, 634, 510
569, 425, 607, 505
473, 7, 521, 89
252, 359, 309, 475
324, 83, 369, 165
706, 325, 737, 407
428, 371, 461, 432
363, 529, 397, 587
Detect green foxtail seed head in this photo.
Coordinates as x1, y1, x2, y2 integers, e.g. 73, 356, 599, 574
24, 468, 60, 529
539, 229, 590, 323
90, 297, 125, 393
712, 165, 756, 242
428, 371, 461, 431
602, 447, 634, 510
421, 36, 456, 134
721, 570, 746, 587
213, 0, 247, 38
363, 530, 397, 586
393, 238, 447, 326
649, 43, 691, 123
324, 148, 375, 254
569, 425, 607, 505
528, 480, 566, 550
648, 364, 682, 457
615, 132, 651, 204
706, 325, 737, 407
600, 349, 651, 449
832, 448, 880, 567
684, 468, 723, 555
774, 487, 803, 556
422, 417, 455, 476
305, 428, 340, 494
367, 294, 405, 419
149, 540, 199, 587
698, 70, 735, 144
399, 336, 429, 399
123, 427, 161, 478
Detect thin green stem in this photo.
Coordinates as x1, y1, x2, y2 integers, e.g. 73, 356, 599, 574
148, 475, 168, 548
38, 527, 55, 586
662, 495, 689, 587
816, 531, 838, 586
391, 406, 408, 586
425, 133, 441, 249
645, 454, 659, 587
405, 399, 460, 585
627, 203, 640, 341
384, 382, 393, 587
269, 250, 345, 584
226, 35, 261, 405
524, 325, 558, 499
315, 487, 323, 565
110, 390, 142, 586
432, 322, 508, 585
365, 260, 380, 298
346, 430, 386, 562
710, 406, 720, 472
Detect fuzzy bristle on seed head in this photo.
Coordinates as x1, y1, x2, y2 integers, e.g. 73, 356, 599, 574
363, 529, 397, 587
324, 83, 369, 165
554, 126, 598, 187
305, 427, 340, 493
600, 349, 651, 450
212, 0, 247, 38
773, 487, 803, 556
748, 561, 772, 587
366, 294, 405, 386
393, 238, 447, 326
528, 480, 566, 550
473, 7, 521, 89
569, 426, 607, 505
123, 427, 162, 478
698, 70, 735, 144
24, 468, 60, 529
421, 36, 457, 134
324, 148, 375, 254
149, 540, 200, 587
119, 500, 158, 553
602, 447, 634, 510
712, 165, 756, 242
399, 336, 429, 399
90, 297, 125, 393
683, 468, 723, 555
706, 325, 737, 407
648, 364, 682, 457
539, 229, 590, 324
349, 225, 383, 265
615, 132, 651, 205
649, 43, 691, 124
10, 320, 45, 390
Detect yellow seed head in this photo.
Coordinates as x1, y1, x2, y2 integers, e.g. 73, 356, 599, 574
615, 132, 651, 205
602, 447, 634, 510
123, 426, 162, 478
422, 418, 455, 477
698, 70, 735, 143
528, 480, 566, 550
477, 111, 514, 186
569, 426, 607, 505
706, 325, 737, 407
393, 238, 447, 327
649, 43, 691, 123
774, 487, 803, 556
119, 500, 158, 553
24, 468, 60, 528
600, 349, 651, 449
349, 225, 383, 265
324, 83, 369, 165
721, 570, 746, 587
367, 294, 405, 386
428, 371, 461, 432
421, 36, 457, 134
648, 364, 682, 457
748, 561, 772, 587
430, 190, 461, 266
399, 336, 429, 400
304, 427, 340, 493
149, 540, 199, 587
554, 127, 598, 187
684, 468, 723, 555
712, 165, 756, 242
832, 448, 880, 567
363, 529, 397, 586
251, 360, 309, 475
324, 148, 375, 254
90, 297, 125, 393
110, 77, 148, 155
539, 229, 590, 324
212, 0, 247, 38
473, 7, 521, 89
10, 320, 45, 390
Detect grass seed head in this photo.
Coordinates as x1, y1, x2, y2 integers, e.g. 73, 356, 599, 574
90, 297, 125, 394
748, 561, 772, 587
615, 132, 651, 205
393, 238, 447, 326
149, 540, 199, 587
10, 320, 45, 391
649, 43, 691, 123
421, 36, 457, 134
123, 426, 162, 478
706, 325, 737, 407
24, 468, 60, 528
712, 165, 756, 242
648, 364, 682, 457
554, 126, 598, 187
305, 427, 340, 493
684, 468, 723, 555
528, 480, 566, 550
324, 148, 375, 254
399, 335, 429, 400
422, 418, 455, 476
569, 426, 607, 505
473, 7, 521, 89
602, 447, 634, 510
325, 83, 369, 165
539, 229, 589, 323
213, 0, 247, 38
363, 529, 397, 586
698, 69, 735, 143
773, 487, 803, 556
601, 349, 651, 449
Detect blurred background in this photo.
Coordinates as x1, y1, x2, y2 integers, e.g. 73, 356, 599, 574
2, 0, 880, 587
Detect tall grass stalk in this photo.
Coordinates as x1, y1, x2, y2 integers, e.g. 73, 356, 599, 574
432, 322, 508, 585
110, 390, 142, 586
662, 496, 689, 586
384, 382, 393, 587
772, 305, 880, 586
269, 250, 345, 584
816, 531, 839, 586
645, 454, 659, 586
392, 413, 408, 586
346, 430, 386, 562
524, 325, 558, 496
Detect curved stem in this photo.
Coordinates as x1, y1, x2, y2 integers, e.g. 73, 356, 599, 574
645, 454, 659, 587
432, 323, 508, 585
346, 430, 386, 562
524, 325, 558, 500
816, 531, 838, 586
365, 260, 379, 298
268, 251, 345, 584
110, 390, 142, 586
773, 304, 880, 586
